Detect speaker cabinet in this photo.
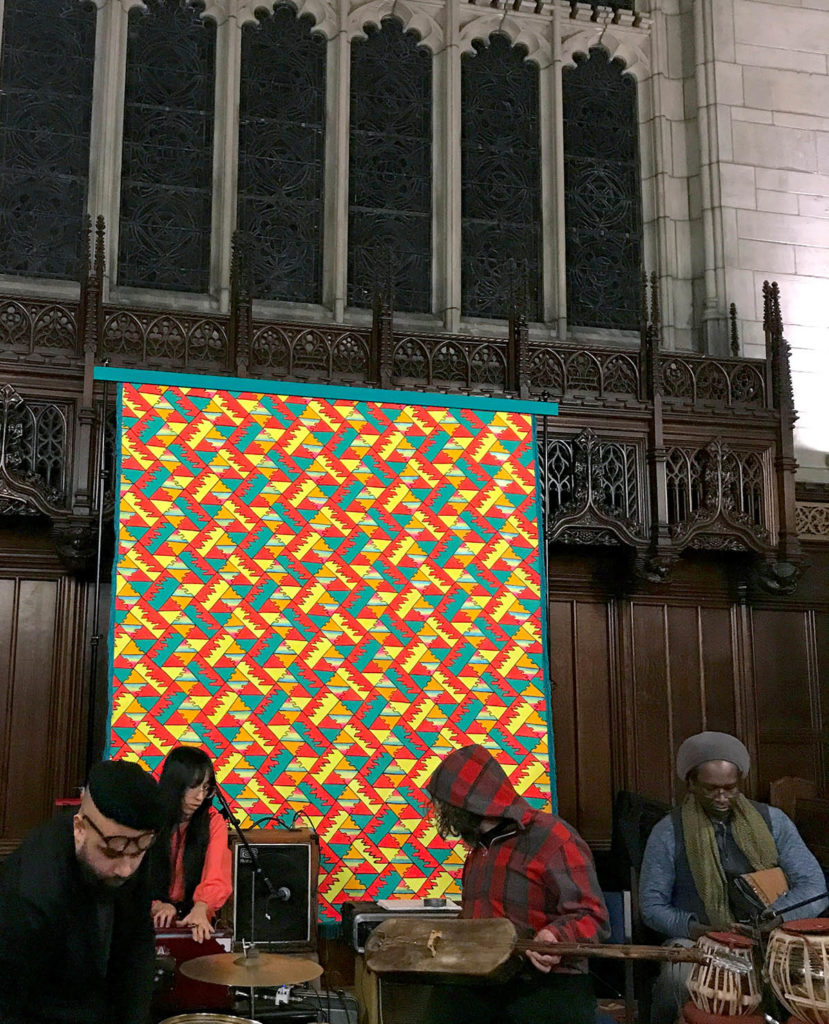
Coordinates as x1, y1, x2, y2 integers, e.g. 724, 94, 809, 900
377, 979, 436, 1024
232, 829, 319, 951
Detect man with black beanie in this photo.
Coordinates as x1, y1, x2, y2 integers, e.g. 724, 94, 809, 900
0, 759, 162, 1024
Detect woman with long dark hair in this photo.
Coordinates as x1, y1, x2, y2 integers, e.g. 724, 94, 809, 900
150, 746, 232, 943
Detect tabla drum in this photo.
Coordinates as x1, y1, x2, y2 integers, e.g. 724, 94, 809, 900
765, 919, 829, 1024
681, 1003, 766, 1024
158, 1016, 263, 1024
686, 931, 761, 1016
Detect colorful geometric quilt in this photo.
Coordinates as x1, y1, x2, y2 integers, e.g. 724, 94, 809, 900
105, 371, 555, 918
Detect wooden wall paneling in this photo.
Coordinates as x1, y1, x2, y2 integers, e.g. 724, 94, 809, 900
548, 600, 578, 825
699, 606, 739, 737
625, 602, 674, 804
750, 609, 817, 795
730, 599, 758, 798
3, 579, 59, 845
0, 579, 18, 845
50, 575, 93, 798
548, 598, 614, 845
814, 610, 828, 787
665, 605, 705, 800
572, 600, 612, 845
0, 563, 91, 858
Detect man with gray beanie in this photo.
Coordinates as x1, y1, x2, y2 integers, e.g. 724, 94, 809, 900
0, 759, 162, 1024
639, 730, 827, 1023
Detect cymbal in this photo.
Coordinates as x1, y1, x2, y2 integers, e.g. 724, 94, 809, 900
180, 952, 323, 987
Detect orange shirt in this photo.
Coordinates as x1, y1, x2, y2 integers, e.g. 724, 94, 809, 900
168, 805, 232, 916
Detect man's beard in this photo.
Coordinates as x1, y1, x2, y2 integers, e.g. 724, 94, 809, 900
77, 856, 134, 896
433, 802, 484, 845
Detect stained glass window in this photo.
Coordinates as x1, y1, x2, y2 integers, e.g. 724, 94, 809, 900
563, 48, 642, 330
238, 4, 326, 304
118, 0, 215, 293
0, 0, 95, 279
461, 33, 542, 321
348, 19, 432, 314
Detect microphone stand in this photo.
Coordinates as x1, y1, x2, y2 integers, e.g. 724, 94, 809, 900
755, 889, 829, 933
213, 782, 286, 1020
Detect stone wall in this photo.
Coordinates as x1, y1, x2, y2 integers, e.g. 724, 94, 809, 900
700, 0, 828, 482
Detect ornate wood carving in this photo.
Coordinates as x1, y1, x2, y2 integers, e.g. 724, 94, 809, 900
541, 427, 645, 548
0, 230, 809, 593
0, 384, 70, 516
667, 439, 770, 553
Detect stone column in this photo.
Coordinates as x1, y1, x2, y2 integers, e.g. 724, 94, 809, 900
86, 0, 143, 299
209, 1, 243, 313
322, 0, 351, 322
544, 2, 563, 333
693, 0, 731, 355
435, 0, 461, 333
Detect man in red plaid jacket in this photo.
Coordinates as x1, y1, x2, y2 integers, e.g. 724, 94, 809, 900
424, 743, 610, 1023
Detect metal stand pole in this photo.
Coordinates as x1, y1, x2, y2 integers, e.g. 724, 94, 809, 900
85, 372, 109, 775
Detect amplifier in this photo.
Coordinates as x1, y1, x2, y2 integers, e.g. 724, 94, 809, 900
232, 829, 320, 952
341, 899, 461, 953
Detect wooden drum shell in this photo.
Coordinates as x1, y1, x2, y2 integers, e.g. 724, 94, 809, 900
765, 920, 829, 1024
686, 932, 761, 1017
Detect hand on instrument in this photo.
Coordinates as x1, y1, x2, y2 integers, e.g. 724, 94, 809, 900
152, 901, 178, 929
179, 901, 214, 943
526, 926, 561, 973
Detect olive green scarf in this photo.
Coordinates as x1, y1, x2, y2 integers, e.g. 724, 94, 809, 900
681, 792, 778, 929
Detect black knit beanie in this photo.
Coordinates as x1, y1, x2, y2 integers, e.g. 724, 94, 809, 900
86, 759, 162, 831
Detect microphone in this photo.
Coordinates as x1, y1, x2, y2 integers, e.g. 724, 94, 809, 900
264, 887, 291, 922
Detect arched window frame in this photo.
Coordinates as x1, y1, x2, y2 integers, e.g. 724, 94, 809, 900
347, 16, 433, 315
0, 0, 96, 283
0, 0, 654, 339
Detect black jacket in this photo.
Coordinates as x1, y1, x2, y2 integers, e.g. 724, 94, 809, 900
0, 813, 155, 1024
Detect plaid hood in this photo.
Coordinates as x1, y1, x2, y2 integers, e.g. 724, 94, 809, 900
426, 744, 533, 826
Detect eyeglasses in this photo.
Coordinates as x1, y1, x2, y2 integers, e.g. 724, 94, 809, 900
80, 813, 158, 856
187, 779, 214, 797
695, 782, 740, 797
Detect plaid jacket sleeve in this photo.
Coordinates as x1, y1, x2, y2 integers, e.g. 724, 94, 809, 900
540, 820, 610, 944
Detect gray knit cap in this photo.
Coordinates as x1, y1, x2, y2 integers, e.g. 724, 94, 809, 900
676, 731, 750, 780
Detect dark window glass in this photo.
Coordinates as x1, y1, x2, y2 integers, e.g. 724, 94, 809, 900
119, 0, 215, 292
563, 48, 642, 330
238, 4, 326, 304
461, 33, 541, 321
348, 19, 432, 314
0, 0, 95, 279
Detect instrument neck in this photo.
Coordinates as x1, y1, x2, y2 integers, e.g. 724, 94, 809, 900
514, 940, 707, 964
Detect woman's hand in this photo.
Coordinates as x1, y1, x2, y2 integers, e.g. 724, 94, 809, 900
525, 926, 561, 973
152, 901, 178, 930
179, 901, 214, 943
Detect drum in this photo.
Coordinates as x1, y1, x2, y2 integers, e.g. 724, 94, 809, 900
158, 1016, 263, 1024
686, 931, 761, 1016
765, 919, 829, 1024
681, 1004, 766, 1024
